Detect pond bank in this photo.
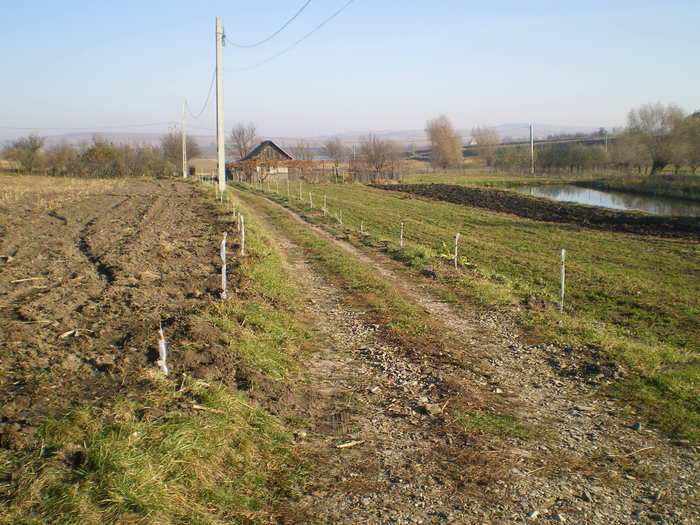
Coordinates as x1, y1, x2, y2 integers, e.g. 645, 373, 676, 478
373, 183, 700, 239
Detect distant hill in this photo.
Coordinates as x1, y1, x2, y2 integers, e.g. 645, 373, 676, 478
15, 123, 607, 157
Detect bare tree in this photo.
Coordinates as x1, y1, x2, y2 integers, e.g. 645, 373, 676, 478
471, 126, 500, 167
361, 134, 401, 181
5, 134, 45, 173
425, 116, 463, 169
627, 103, 685, 174
323, 137, 348, 181
160, 130, 201, 167
291, 139, 314, 161
44, 142, 79, 176
229, 123, 258, 160
678, 112, 700, 175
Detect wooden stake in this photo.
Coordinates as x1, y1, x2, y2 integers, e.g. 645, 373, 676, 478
400, 222, 404, 248
454, 232, 461, 269
220, 232, 228, 299
240, 216, 246, 257
560, 248, 566, 312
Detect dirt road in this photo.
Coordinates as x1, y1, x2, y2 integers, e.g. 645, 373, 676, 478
240, 189, 699, 525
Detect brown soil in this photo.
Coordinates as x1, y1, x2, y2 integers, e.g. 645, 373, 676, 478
0, 177, 237, 447
374, 184, 700, 239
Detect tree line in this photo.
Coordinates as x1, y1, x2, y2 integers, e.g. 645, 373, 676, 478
1, 131, 202, 178
426, 103, 700, 175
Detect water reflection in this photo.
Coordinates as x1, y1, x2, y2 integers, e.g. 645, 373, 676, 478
513, 185, 700, 217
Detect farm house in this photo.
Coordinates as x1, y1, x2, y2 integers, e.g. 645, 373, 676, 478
229, 140, 294, 182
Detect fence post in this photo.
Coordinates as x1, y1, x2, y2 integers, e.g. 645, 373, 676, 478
454, 232, 461, 269
240, 216, 246, 257
309, 192, 313, 208
323, 194, 327, 216
157, 323, 169, 375
221, 232, 228, 299
400, 222, 404, 248
299, 181, 303, 200
287, 180, 290, 199
560, 248, 566, 312
360, 220, 364, 233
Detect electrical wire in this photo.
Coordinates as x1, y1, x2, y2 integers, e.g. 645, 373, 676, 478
185, 69, 216, 119
231, 0, 356, 72
0, 122, 175, 131
228, 0, 312, 48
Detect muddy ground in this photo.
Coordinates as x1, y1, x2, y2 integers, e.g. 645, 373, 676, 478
0, 177, 240, 448
374, 184, 700, 239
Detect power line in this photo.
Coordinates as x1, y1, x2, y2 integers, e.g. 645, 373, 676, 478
185, 69, 216, 119
0, 122, 175, 131
228, 0, 312, 48
231, 0, 356, 73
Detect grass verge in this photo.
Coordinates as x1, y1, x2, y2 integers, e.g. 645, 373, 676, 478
244, 181, 700, 440
0, 372, 302, 525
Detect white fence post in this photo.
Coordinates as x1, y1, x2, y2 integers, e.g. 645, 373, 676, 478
299, 181, 303, 200
360, 220, 364, 233
220, 232, 228, 299
240, 215, 246, 257
309, 192, 313, 208
323, 194, 327, 216
400, 222, 404, 248
560, 248, 566, 312
454, 232, 461, 269
339, 209, 343, 225
157, 323, 169, 375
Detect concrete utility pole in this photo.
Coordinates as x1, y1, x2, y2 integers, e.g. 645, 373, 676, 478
181, 102, 187, 179
529, 123, 535, 175
216, 17, 226, 192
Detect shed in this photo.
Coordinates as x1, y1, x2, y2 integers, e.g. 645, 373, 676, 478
0, 160, 21, 172
188, 158, 218, 178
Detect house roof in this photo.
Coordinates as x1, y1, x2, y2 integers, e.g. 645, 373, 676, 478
240, 140, 294, 162
188, 158, 218, 169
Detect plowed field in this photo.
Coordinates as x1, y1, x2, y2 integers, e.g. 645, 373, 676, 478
0, 177, 235, 447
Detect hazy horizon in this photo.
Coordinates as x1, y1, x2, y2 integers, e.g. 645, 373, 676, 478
1, 1, 698, 143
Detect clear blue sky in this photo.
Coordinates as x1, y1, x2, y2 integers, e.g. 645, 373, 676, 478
1, 0, 698, 140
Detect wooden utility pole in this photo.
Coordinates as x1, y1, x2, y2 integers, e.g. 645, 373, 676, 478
181, 102, 187, 179
530, 123, 535, 175
216, 17, 226, 192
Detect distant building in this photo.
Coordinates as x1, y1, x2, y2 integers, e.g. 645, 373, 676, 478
0, 160, 21, 172
238, 140, 294, 176
187, 158, 217, 178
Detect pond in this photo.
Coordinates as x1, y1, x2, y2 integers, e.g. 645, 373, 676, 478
512, 184, 700, 217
